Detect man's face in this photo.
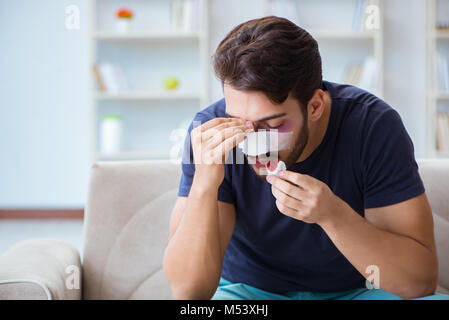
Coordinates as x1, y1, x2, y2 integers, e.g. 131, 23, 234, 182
224, 84, 309, 178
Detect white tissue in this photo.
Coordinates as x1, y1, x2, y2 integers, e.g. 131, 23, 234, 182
266, 160, 286, 177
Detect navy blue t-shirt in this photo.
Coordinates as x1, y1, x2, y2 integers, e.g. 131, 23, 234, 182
177, 80, 425, 293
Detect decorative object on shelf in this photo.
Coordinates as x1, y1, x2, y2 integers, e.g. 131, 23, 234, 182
163, 76, 180, 91
116, 8, 133, 33
101, 115, 123, 155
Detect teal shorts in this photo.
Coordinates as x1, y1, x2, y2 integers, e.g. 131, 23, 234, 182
212, 276, 449, 300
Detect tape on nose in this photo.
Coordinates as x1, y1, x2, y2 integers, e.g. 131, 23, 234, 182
237, 130, 293, 156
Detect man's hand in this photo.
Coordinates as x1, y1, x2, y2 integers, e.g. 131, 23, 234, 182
266, 170, 343, 225
267, 170, 439, 299
191, 117, 252, 191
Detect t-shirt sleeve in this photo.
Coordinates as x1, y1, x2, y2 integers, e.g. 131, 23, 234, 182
177, 113, 236, 204
362, 108, 425, 209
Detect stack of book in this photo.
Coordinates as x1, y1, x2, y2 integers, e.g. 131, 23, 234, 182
437, 53, 449, 93
93, 63, 128, 94
437, 113, 449, 152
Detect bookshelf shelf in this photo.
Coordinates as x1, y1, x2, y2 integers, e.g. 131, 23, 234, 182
96, 150, 169, 160
94, 31, 202, 42
89, 0, 209, 163
94, 91, 202, 101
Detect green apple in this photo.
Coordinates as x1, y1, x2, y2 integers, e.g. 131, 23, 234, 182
163, 77, 179, 90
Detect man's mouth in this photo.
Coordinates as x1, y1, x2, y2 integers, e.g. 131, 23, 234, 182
254, 157, 279, 170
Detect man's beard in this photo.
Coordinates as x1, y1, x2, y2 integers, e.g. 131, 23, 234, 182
283, 122, 309, 168
249, 122, 309, 180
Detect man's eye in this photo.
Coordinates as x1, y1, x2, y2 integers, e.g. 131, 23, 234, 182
266, 123, 282, 129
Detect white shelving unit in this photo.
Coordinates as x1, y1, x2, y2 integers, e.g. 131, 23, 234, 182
263, 0, 384, 98
427, 0, 449, 158
88, 0, 209, 164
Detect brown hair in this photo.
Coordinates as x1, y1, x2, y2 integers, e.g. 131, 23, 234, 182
213, 16, 322, 111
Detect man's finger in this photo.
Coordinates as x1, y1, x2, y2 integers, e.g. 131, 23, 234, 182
271, 186, 304, 211
267, 174, 309, 201
275, 199, 303, 219
204, 124, 249, 146
279, 170, 316, 190
198, 117, 243, 133
218, 131, 248, 159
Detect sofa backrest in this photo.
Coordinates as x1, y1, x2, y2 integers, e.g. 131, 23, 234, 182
82, 159, 449, 299
82, 160, 180, 299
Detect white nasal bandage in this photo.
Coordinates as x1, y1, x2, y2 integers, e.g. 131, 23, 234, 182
266, 160, 286, 177
237, 130, 293, 157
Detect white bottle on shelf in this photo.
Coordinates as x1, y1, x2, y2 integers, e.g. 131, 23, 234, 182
101, 115, 123, 154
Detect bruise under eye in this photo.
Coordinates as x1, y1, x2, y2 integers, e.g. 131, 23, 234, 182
261, 120, 293, 132
267, 123, 283, 129
260, 122, 284, 129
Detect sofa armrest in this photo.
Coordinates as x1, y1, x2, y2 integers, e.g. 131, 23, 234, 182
0, 238, 82, 300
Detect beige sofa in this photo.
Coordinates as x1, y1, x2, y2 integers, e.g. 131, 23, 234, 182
0, 159, 448, 299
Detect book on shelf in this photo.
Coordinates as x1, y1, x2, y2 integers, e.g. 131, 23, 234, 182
343, 62, 363, 86
93, 63, 128, 94
343, 56, 377, 92
171, 0, 203, 33
437, 52, 449, 93
436, 113, 449, 152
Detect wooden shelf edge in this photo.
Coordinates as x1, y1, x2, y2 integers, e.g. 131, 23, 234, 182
93, 31, 202, 41
94, 92, 202, 101
96, 151, 171, 160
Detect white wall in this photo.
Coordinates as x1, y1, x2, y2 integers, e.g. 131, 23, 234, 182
0, 0, 90, 208
383, 0, 427, 157
0, 0, 429, 208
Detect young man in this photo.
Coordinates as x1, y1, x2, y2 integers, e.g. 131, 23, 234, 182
163, 16, 449, 300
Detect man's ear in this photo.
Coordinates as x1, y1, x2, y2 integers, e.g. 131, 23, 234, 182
307, 89, 326, 121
